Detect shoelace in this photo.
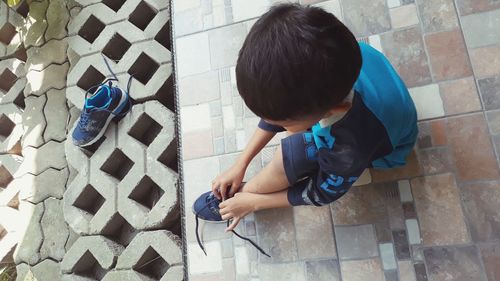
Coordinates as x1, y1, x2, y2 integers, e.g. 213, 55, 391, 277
194, 195, 271, 257
77, 109, 92, 129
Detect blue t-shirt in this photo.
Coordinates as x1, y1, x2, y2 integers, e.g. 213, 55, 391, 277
258, 42, 418, 206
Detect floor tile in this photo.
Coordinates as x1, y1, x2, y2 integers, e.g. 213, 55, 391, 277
385, 270, 399, 281
176, 32, 210, 77
439, 77, 482, 115
402, 202, 417, 219
381, 27, 431, 87
399, 261, 417, 281
411, 244, 425, 261
461, 9, 500, 49
174, 7, 203, 36
331, 185, 388, 225
478, 76, 500, 110
487, 110, 500, 162
390, 4, 419, 29
182, 130, 214, 160
456, 0, 500, 15
387, 0, 401, 9
335, 224, 378, 259
294, 206, 337, 259
379, 243, 397, 270
342, 0, 391, 37
371, 150, 422, 182
478, 243, 500, 281
487, 109, 500, 135
413, 262, 428, 281
373, 220, 391, 244
208, 23, 247, 69
418, 147, 454, 175
190, 273, 224, 281
409, 84, 445, 120
398, 180, 413, 202
340, 259, 385, 281
222, 105, 235, 130
417, 122, 432, 149
258, 262, 307, 281
212, 117, 224, 138
411, 173, 470, 246
174, 0, 201, 13
179, 71, 220, 106
446, 113, 500, 180
386, 196, 405, 230
423, 246, 486, 281
393, 230, 411, 259
184, 154, 218, 192
301, 0, 329, 4
461, 181, 500, 242
425, 29, 472, 81
180, 103, 211, 133
255, 208, 298, 263
231, 0, 269, 22
305, 259, 341, 281
368, 34, 384, 53
220, 238, 233, 258
405, 219, 422, 245
235, 246, 250, 275
416, 0, 458, 33
312, 0, 343, 21
430, 119, 447, 146
188, 241, 223, 275
222, 258, 236, 281
470, 45, 500, 79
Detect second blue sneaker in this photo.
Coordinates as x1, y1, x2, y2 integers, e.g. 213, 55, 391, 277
72, 80, 130, 147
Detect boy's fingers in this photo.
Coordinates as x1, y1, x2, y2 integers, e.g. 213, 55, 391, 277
221, 213, 232, 220
211, 181, 221, 199
219, 204, 228, 215
220, 183, 230, 200
229, 182, 239, 196
218, 200, 226, 208
226, 217, 241, 232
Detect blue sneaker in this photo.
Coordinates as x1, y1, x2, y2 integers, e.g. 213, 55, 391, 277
72, 80, 130, 147
193, 191, 270, 257
192, 191, 223, 222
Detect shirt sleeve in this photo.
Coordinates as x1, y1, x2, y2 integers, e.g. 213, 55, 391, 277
281, 132, 368, 206
258, 119, 286, 133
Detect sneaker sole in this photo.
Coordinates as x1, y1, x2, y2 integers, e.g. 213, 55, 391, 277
77, 90, 129, 148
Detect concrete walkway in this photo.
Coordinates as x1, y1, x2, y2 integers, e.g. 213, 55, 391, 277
174, 0, 500, 280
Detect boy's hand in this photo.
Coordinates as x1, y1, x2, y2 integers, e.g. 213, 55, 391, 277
212, 163, 246, 200
219, 192, 258, 231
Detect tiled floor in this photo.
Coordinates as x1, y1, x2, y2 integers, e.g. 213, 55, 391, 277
173, 0, 500, 280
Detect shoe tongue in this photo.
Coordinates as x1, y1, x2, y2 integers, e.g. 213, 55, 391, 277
86, 86, 111, 109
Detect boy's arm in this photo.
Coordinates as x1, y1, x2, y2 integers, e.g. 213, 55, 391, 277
214, 119, 284, 199
235, 127, 276, 168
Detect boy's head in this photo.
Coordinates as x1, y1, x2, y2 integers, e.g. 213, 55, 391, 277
236, 3, 362, 131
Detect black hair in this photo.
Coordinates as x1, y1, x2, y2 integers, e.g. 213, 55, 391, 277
236, 3, 362, 121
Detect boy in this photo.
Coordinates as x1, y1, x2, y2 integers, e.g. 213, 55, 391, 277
193, 4, 417, 235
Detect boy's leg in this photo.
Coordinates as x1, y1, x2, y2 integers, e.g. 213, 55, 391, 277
239, 144, 291, 194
